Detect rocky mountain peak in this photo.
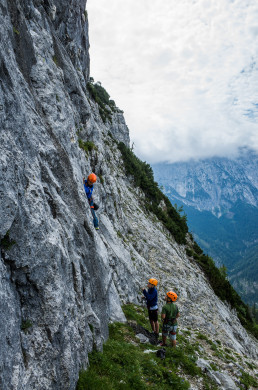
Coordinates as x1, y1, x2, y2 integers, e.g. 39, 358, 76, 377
153, 152, 258, 217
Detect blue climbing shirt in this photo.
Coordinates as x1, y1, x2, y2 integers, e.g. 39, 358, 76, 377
84, 182, 94, 203
143, 287, 158, 310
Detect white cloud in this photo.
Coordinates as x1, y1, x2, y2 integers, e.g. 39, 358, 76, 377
87, 0, 258, 163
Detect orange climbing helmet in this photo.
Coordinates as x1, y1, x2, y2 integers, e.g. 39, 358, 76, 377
148, 278, 158, 286
87, 173, 97, 183
167, 291, 177, 302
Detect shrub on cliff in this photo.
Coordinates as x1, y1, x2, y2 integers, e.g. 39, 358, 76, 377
87, 80, 123, 122
189, 241, 258, 339
118, 142, 188, 244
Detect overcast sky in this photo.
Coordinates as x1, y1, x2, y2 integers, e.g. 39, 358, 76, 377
87, 0, 258, 163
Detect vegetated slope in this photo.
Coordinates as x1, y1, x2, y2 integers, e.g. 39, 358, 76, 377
77, 304, 258, 390
180, 202, 258, 305
152, 156, 258, 306
230, 245, 258, 305
117, 144, 257, 337
0, 1, 257, 390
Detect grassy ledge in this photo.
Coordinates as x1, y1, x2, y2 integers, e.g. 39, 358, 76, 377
76, 304, 232, 390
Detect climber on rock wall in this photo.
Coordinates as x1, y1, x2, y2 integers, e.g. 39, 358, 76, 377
160, 291, 180, 347
83, 173, 99, 230
142, 278, 159, 342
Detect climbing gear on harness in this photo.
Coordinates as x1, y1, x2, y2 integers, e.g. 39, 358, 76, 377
163, 317, 177, 326
149, 278, 158, 286
88, 173, 97, 183
167, 291, 177, 301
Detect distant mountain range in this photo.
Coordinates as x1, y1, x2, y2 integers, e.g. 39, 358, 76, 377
152, 149, 258, 305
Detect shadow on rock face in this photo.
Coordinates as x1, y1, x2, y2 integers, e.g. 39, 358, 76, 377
128, 320, 158, 345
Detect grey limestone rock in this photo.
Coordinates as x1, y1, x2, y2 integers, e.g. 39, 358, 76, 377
210, 371, 238, 390
196, 358, 212, 372
135, 334, 150, 344
0, 1, 257, 390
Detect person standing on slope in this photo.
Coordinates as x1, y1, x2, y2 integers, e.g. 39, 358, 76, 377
83, 173, 99, 230
142, 278, 159, 342
160, 291, 180, 347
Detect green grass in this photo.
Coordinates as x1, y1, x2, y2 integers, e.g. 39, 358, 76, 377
122, 303, 152, 329
77, 304, 228, 389
52, 55, 59, 67
13, 27, 20, 35
245, 361, 255, 370
239, 370, 258, 389
182, 329, 191, 336
78, 139, 97, 154
209, 362, 218, 371
164, 347, 201, 377
202, 378, 219, 390
77, 322, 190, 390
196, 332, 209, 342
21, 319, 32, 332
116, 230, 123, 240
99, 174, 104, 184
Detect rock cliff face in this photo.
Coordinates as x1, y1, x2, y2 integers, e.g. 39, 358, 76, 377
0, 1, 257, 390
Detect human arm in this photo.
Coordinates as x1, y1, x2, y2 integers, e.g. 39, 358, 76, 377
161, 305, 167, 322
142, 288, 157, 301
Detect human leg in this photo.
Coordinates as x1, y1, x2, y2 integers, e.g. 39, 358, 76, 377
169, 326, 177, 348
149, 310, 159, 338
160, 324, 169, 346
90, 208, 99, 229
150, 319, 155, 332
